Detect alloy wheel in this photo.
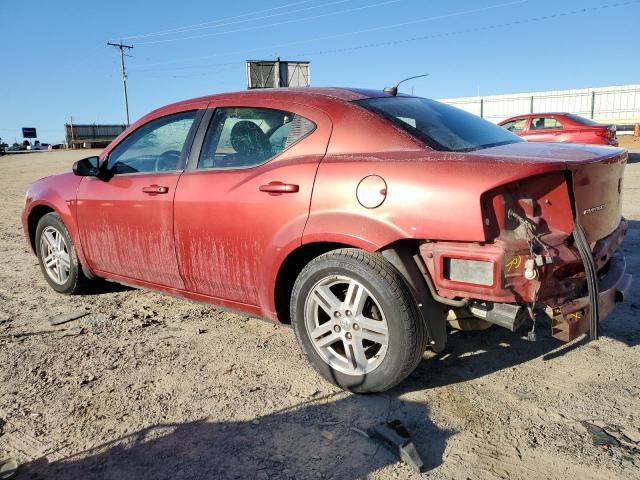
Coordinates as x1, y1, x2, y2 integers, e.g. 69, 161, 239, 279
304, 275, 389, 375
40, 226, 71, 285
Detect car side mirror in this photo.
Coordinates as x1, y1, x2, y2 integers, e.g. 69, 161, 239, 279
72, 156, 101, 177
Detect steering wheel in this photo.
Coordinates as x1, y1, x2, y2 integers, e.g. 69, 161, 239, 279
155, 150, 181, 171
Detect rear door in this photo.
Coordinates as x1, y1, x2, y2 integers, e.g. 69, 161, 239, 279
173, 102, 331, 309
523, 116, 564, 142
77, 110, 202, 287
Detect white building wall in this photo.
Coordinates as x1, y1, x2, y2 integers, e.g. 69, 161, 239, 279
439, 84, 640, 125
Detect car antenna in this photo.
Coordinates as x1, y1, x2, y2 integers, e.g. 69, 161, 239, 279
384, 74, 429, 96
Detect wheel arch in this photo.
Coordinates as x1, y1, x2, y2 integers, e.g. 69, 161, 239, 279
379, 239, 447, 352
271, 237, 440, 321
273, 241, 357, 324
273, 237, 447, 351
25, 200, 94, 279
27, 204, 56, 253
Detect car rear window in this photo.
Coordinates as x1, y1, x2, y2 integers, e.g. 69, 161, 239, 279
356, 97, 522, 152
564, 113, 599, 126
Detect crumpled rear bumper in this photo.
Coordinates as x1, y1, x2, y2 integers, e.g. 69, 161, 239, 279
550, 249, 632, 342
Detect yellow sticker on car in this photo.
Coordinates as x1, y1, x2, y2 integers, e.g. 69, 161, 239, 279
505, 255, 522, 272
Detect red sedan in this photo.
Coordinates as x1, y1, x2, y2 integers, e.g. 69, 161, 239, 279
499, 112, 618, 146
22, 88, 631, 392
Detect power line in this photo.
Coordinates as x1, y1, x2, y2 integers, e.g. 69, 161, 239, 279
135, 0, 409, 46
131, 61, 240, 73
107, 41, 134, 125
129, 0, 529, 70
115, 0, 355, 41
286, 0, 640, 59
283, 0, 530, 50
128, 0, 640, 79
115, 0, 318, 40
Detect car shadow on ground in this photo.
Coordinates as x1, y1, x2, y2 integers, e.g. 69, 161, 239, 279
626, 152, 640, 164
80, 279, 135, 295
604, 218, 640, 347
401, 218, 639, 393
22, 311, 636, 480
23, 392, 452, 479
401, 320, 588, 395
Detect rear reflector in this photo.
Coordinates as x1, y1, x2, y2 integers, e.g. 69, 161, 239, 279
443, 258, 494, 286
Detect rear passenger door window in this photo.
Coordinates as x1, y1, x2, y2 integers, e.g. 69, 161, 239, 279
530, 117, 563, 130
198, 107, 315, 169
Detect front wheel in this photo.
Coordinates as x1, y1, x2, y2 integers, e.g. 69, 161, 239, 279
291, 249, 426, 393
35, 212, 92, 294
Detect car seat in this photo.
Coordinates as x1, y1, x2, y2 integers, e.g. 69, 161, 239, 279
533, 118, 545, 130
226, 121, 272, 167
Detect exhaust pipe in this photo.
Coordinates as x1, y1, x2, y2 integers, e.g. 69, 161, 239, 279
468, 301, 526, 332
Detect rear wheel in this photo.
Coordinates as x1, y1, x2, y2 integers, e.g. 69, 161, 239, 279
291, 249, 426, 393
35, 213, 92, 294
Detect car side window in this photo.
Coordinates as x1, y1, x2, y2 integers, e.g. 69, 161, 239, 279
198, 107, 315, 169
530, 117, 563, 130
107, 111, 197, 174
502, 118, 526, 132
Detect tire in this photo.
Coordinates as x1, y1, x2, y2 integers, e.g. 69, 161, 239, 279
35, 212, 91, 294
291, 248, 426, 393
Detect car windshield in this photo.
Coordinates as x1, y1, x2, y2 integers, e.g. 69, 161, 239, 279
564, 113, 599, 126
357, 97, 523, 152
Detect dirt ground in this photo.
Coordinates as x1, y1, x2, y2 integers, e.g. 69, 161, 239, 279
0, 147, 639, 480
619, 135, 640, 150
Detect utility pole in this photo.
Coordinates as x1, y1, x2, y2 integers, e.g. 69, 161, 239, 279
107, 41, 134, 125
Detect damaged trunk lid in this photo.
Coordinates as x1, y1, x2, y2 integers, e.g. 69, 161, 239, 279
474, 142, 627, 243
566, 149, 626, 243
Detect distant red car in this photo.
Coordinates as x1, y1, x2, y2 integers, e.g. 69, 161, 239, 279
22, 88, 631, 392
499, 113, 618, 146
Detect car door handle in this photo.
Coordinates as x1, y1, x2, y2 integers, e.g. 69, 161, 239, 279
259, 182, 299, 194
142, 185, 169, 195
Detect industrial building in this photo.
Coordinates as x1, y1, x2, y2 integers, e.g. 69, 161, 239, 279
65, 124, 126, 149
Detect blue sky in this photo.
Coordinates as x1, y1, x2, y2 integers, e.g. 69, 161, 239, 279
1, 0, 639, 144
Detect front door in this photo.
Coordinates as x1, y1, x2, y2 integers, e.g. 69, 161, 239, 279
76, 110, 200, 287
500, 117, 527, 137
173, 103, 331, 309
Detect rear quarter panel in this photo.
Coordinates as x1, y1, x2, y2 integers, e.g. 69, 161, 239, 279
304, 151, 567, 248
560, 128, 610, 146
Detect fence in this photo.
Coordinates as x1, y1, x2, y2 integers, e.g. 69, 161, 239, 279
439, 84, 640, 129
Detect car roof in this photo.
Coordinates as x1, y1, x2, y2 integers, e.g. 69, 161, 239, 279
151, 87, 398, 115
510, 112, 570, 119
500, 112, 574, 124
108, 87, 416, 157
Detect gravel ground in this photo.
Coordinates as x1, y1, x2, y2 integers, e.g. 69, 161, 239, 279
0, 148, 639, 480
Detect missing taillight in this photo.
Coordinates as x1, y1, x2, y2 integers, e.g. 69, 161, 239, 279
443, 257, 494, 286
481, 172, 575, 242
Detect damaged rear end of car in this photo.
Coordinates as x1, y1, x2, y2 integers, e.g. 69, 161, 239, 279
416, 144, 631, 342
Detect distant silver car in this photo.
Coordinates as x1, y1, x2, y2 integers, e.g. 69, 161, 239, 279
31, 143, 50, 151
